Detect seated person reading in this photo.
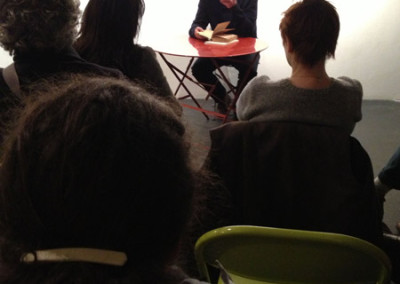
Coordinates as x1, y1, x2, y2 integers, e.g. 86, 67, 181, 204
189, 0, 259, 113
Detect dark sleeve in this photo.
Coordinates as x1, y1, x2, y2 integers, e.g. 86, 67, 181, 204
137, 47, 183, 116
138, 47, 173, 97
231, 0, 258, 38
0, 73, 22, 143
378, 146, 400, 189
350, 137, 383, 246
189, 0, 210, 38
0, 68, 10, 99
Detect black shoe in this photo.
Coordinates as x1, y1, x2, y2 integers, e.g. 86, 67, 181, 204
216, 95, 232, 114
217, 102, 227, 114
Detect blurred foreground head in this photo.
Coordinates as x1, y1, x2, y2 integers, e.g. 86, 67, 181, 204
0, 75, 195, 283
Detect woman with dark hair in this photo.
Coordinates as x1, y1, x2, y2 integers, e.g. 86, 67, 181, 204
0, 75, 205, 283
74, 0, 182, 115
237, 0, 362, 134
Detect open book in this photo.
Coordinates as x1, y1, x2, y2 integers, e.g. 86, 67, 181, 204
198, 21, 238, 44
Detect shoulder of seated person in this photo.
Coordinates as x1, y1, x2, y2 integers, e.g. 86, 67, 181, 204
335, 76, 362, 88
132, 44, 156, 56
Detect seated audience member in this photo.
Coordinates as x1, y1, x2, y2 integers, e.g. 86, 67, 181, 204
375, 147, 400, 206
375, 147, 400, 284
199, 0, 382, 249
74, 0, 182, 115
0, 75, 206, 284
236, 0, 362, 135
0, 0, 122, 140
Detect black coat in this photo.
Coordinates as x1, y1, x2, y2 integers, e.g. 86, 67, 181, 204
0, 47, 122, 141
203, 121, 382, 246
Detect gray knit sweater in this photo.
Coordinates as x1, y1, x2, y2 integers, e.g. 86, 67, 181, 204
236, 76, 363, 134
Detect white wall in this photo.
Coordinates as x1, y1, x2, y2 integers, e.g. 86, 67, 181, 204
139, 0, 400, 100
1, 0, 399, 100
0, 48, 12, 66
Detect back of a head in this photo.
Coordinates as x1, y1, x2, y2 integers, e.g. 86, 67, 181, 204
75, 0, 145, 67
0, 76, 195, 283
0, 0, 80, 55
279, 0, 340, 67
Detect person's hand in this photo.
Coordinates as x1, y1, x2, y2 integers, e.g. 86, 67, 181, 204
194, 26, 207, 40
220, 0, 237, 9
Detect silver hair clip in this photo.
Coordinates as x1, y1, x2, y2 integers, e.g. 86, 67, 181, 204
21, 248, 127, 266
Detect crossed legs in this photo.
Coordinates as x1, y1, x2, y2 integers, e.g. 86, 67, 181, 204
191, 53, 260, 113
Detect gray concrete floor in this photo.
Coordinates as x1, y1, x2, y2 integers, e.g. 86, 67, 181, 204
183, 99, 400, 232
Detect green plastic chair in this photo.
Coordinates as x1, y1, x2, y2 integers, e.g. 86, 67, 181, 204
194, 225, 391, 284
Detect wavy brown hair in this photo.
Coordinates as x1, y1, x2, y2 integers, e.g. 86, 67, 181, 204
0, 0, 80, 55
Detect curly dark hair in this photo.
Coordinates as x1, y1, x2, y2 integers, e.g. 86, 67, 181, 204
0, 75, 196, 283
0, 0, 80, 55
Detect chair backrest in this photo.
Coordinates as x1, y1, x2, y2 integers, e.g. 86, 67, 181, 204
195, 225, 391, 284
205, 121, 382, 246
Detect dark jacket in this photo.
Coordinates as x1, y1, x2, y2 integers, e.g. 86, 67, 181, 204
0, 47, 122, 140
203, 121, 383, 246
76, 45, 182, 116
189, 0, 257, 38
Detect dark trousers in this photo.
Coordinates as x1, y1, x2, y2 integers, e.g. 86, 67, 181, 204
191, 53, 260, 104
379, 146, 400, 189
